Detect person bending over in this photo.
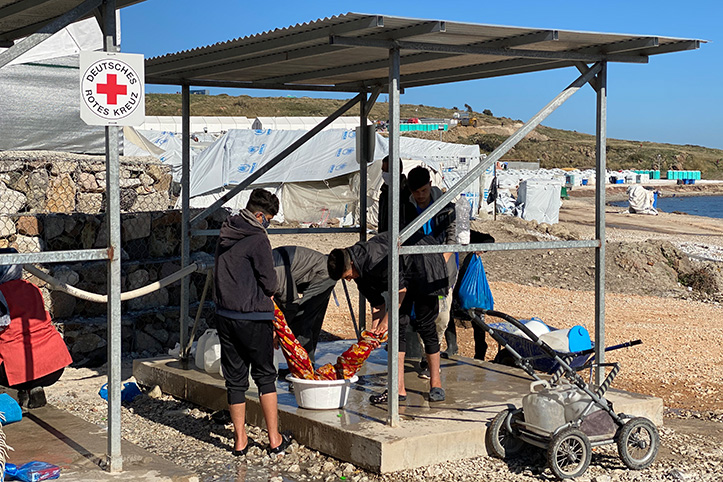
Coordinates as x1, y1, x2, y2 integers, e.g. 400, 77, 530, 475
273, 246, 336, 364
327, 233, 449, 403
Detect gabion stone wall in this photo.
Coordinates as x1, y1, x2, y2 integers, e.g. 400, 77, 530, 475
0, 152, 230, 365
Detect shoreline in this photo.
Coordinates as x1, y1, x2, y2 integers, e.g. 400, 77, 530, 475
570, 181, 723, 203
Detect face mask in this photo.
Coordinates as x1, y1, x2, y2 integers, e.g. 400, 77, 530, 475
261, 214, 270, 229
381, 172, 392, 185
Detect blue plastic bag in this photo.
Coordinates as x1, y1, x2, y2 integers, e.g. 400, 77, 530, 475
98, 381, 142, 402
0, 392, 22, 425
458, 254, 494, 310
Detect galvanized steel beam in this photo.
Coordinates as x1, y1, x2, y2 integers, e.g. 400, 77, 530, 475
0, 249, 110, 265
399, 240, 600, 255
0, 0, 102, 68
144, 77, 363, 92
399, 62, 602, 245
387, 47, 401, 427
594, 62, 608, 387
180, 84, 191, 361
189, 92, 364, 226
101, 0, 122, 472
330, 36, 649, 63
190, 227, 364, 237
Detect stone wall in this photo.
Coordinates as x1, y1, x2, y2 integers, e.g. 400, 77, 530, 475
1, 207, 229, 366
0, 152, 225, 364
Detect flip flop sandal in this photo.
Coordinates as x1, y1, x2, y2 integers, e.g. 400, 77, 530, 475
232, 439, 257, 456
369, 390, 407, 404
429, 387, 446, 402
268, 433, 293, 456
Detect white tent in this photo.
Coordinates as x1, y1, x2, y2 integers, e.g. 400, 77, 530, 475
184, 128, 482, 224
139, 116, 254, 134
252, 117, 370, 131
517, 178, 563, 224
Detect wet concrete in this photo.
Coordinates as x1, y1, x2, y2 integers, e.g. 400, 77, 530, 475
0, 391, 197, 481
134, 340, 663, 474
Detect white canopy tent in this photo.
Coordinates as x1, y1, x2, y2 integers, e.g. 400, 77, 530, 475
182, 128, 482, 224
139, 116, 254, 134
252, 116, 370, 131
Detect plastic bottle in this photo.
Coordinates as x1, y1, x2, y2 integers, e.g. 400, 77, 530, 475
455, 195, 471, 245
4, 461, 61, 482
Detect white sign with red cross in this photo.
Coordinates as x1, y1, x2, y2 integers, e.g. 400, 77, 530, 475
79, 51, 145, 126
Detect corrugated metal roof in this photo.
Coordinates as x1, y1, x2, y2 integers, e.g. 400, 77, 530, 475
145, 12, 703, 92
0, 0, 144, 44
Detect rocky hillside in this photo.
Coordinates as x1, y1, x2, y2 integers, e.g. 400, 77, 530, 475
146, 93, 723, 179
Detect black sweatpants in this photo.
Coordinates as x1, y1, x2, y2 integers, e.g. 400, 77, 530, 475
216, 313, 277, 405
398, 293, 440, 355
0, 364, 64, 391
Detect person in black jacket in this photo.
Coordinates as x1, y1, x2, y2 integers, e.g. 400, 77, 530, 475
273, 246, 336, 364
406, 166, 459, 375
377, 156, 416, 233
214, 188, 291, 456
327, 233, 449, 403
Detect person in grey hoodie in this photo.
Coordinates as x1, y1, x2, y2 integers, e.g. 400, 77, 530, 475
273, 246, 336, 365
214, 188, 291, 456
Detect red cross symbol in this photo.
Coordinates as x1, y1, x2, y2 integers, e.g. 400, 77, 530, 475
97, 74, 127, 105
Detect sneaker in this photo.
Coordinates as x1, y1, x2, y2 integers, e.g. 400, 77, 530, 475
418, 368, 431, 380
268, 433, 293, 456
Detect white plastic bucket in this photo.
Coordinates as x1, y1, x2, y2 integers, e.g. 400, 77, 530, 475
286, 375, 358, 410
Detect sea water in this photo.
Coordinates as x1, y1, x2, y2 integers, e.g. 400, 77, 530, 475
610, 195, 723, 219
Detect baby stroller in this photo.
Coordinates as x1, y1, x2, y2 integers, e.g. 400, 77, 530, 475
471, 309, 659, 480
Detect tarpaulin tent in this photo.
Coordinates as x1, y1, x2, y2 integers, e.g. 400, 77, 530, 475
252, 116, 369, 131
181, 128, 481, 224
517, 178, 563, 224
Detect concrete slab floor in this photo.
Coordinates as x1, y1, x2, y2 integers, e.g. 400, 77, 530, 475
134, 340, 664, 474
0, 391, 198, 482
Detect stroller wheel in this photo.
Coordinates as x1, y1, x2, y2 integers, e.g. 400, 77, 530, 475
616, 417, 659, 470
485, 408, 525, 459
547, 428, 591, 479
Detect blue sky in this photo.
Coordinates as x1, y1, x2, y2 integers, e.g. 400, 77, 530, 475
120, 1, 722, 149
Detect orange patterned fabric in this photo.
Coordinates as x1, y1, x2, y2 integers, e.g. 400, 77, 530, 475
272, 302, 315, 380
273, 302, 388, 381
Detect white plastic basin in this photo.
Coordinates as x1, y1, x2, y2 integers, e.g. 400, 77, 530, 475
286, 375, 358, 410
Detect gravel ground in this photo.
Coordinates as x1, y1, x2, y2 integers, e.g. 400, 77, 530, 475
43, 183, 723, 481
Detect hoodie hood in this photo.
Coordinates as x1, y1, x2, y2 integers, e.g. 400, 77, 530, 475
219, 209, 265, 248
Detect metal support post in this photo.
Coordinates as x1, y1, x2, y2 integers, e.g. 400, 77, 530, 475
594, 62, 608, 386
358, 92, 369, 331
398, 63, 602, 245
387, 47, 401, 427
101, 0, 122, 472
180, 84, 191, 359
